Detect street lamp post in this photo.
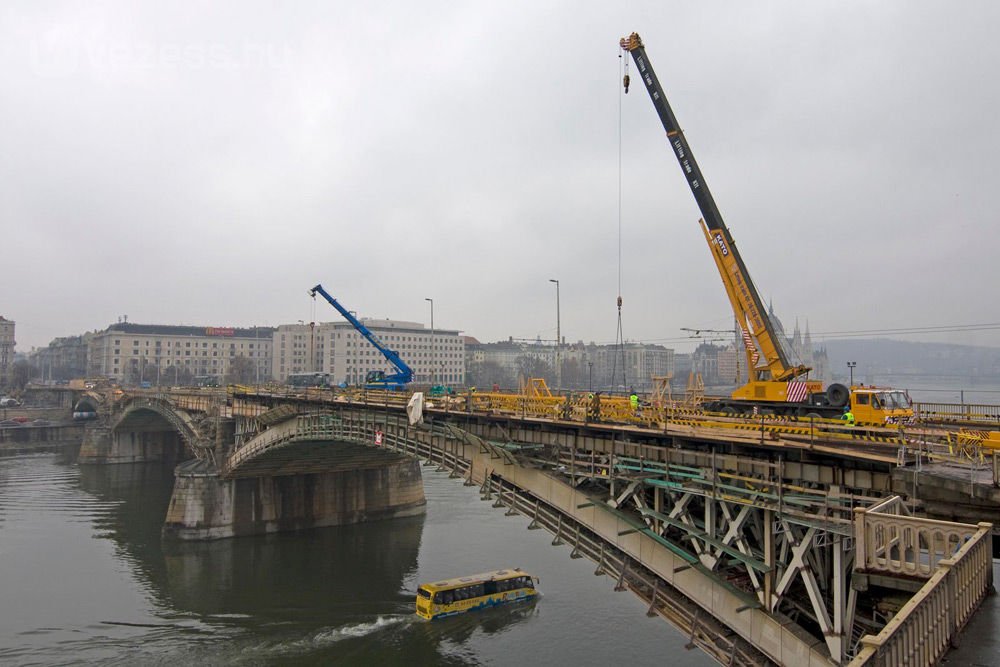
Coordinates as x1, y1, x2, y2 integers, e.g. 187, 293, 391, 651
847, 361, 857, 386
425, 298, 434, 385
588, 361, 593, 392
549, 279, 560, 390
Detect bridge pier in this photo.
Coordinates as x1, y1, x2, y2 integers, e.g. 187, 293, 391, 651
78, 423, 186, 465
162, 457, 426, 540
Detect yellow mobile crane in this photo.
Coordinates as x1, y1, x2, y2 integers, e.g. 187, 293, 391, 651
620, 33, 913, 424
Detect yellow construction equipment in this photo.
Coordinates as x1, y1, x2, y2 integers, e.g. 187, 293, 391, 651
620, 32, 913, 426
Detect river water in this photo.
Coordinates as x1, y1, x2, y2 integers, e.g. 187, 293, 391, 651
0, 451, 709, 666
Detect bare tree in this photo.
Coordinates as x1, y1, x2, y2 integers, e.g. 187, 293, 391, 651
466, 360, 514, 390
225, 355, 256, 385
10, 360, 36, 391
515, 356, 554, 386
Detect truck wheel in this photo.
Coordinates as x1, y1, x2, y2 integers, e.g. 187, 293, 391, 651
826, 383, 850, 408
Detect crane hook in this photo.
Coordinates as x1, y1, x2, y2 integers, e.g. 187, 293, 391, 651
623, 73, 630, 94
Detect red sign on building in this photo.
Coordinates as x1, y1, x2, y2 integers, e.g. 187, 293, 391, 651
205, 327, 235, 337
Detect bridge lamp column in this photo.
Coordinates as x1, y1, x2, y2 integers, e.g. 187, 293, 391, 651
847, 361, 857, 387
425, 298, 434, 385
549, 279, 560, 390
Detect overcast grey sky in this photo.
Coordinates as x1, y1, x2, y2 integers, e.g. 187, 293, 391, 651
3, 1, 998, 352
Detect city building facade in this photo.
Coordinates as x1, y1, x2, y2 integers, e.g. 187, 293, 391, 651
282, 319, 464, 386
0, 316, 14, 388
87, 323, 274, 384
466, 339, 674, 392
29, 333, 94, 382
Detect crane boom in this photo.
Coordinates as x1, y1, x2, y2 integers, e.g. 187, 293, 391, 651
309, 284, 414, 389
620, 32, 808, 384
618, 33, 915, 425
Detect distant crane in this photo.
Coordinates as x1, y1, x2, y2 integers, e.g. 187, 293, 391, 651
308, 284, 414, 390
680, 327, 733, 344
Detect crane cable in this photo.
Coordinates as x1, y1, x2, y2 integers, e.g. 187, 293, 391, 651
609, 49, 628, 393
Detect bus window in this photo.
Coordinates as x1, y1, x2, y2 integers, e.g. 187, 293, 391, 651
484, 581, 497, 595
417, 588, 431, 599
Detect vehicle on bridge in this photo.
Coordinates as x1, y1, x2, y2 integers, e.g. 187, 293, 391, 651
620, 33, 914, 426
309, 284, 415, 391
194, 375, 221, 388
415, 568, 539, 620
285, 372, 333, 388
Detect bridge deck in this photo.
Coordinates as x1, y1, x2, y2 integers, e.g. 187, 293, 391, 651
77, 387, 997, 667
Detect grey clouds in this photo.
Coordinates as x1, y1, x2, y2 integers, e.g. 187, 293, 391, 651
2, 1, 998, 352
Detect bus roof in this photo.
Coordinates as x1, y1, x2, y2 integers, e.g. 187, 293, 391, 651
419, 568, 530, 591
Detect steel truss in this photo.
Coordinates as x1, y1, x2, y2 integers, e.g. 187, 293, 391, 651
481, 474, 775, 667
556, 444, 872, 663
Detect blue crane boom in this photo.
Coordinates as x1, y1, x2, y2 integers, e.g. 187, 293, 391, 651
309, 284, 414, 389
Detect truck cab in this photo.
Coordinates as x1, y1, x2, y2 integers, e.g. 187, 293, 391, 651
850, 387, 913, 425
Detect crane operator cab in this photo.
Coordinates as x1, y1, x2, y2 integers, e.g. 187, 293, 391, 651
366, 370, 387, 384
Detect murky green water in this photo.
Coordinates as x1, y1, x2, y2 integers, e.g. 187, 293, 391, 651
0, 452, 709, 666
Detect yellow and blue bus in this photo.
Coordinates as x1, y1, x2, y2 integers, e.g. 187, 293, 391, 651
415, 568, 539, 620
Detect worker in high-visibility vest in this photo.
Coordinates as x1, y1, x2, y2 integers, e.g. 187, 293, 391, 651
841, 407, 856, 426
629, 390, 639, 414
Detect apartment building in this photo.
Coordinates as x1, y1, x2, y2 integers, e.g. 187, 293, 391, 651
273, 319, 464, 386
0, 316, 14, 388
87, 323, 274, 384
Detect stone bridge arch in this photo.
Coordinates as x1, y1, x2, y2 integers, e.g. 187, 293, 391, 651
163, 408, 427, 540
79, 395, 218, 465
72, 390, 105, 415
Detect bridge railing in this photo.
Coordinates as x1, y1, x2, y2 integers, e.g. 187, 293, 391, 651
914, 401, 1000, 426
853, 497, 985, 578
225, 413, 346, 473
849, 516, 993, 666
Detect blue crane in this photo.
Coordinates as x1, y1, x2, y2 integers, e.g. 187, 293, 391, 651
309, 284, 414, 390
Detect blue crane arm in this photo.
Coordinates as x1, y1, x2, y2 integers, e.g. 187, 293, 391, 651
309, 284, 414, 385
